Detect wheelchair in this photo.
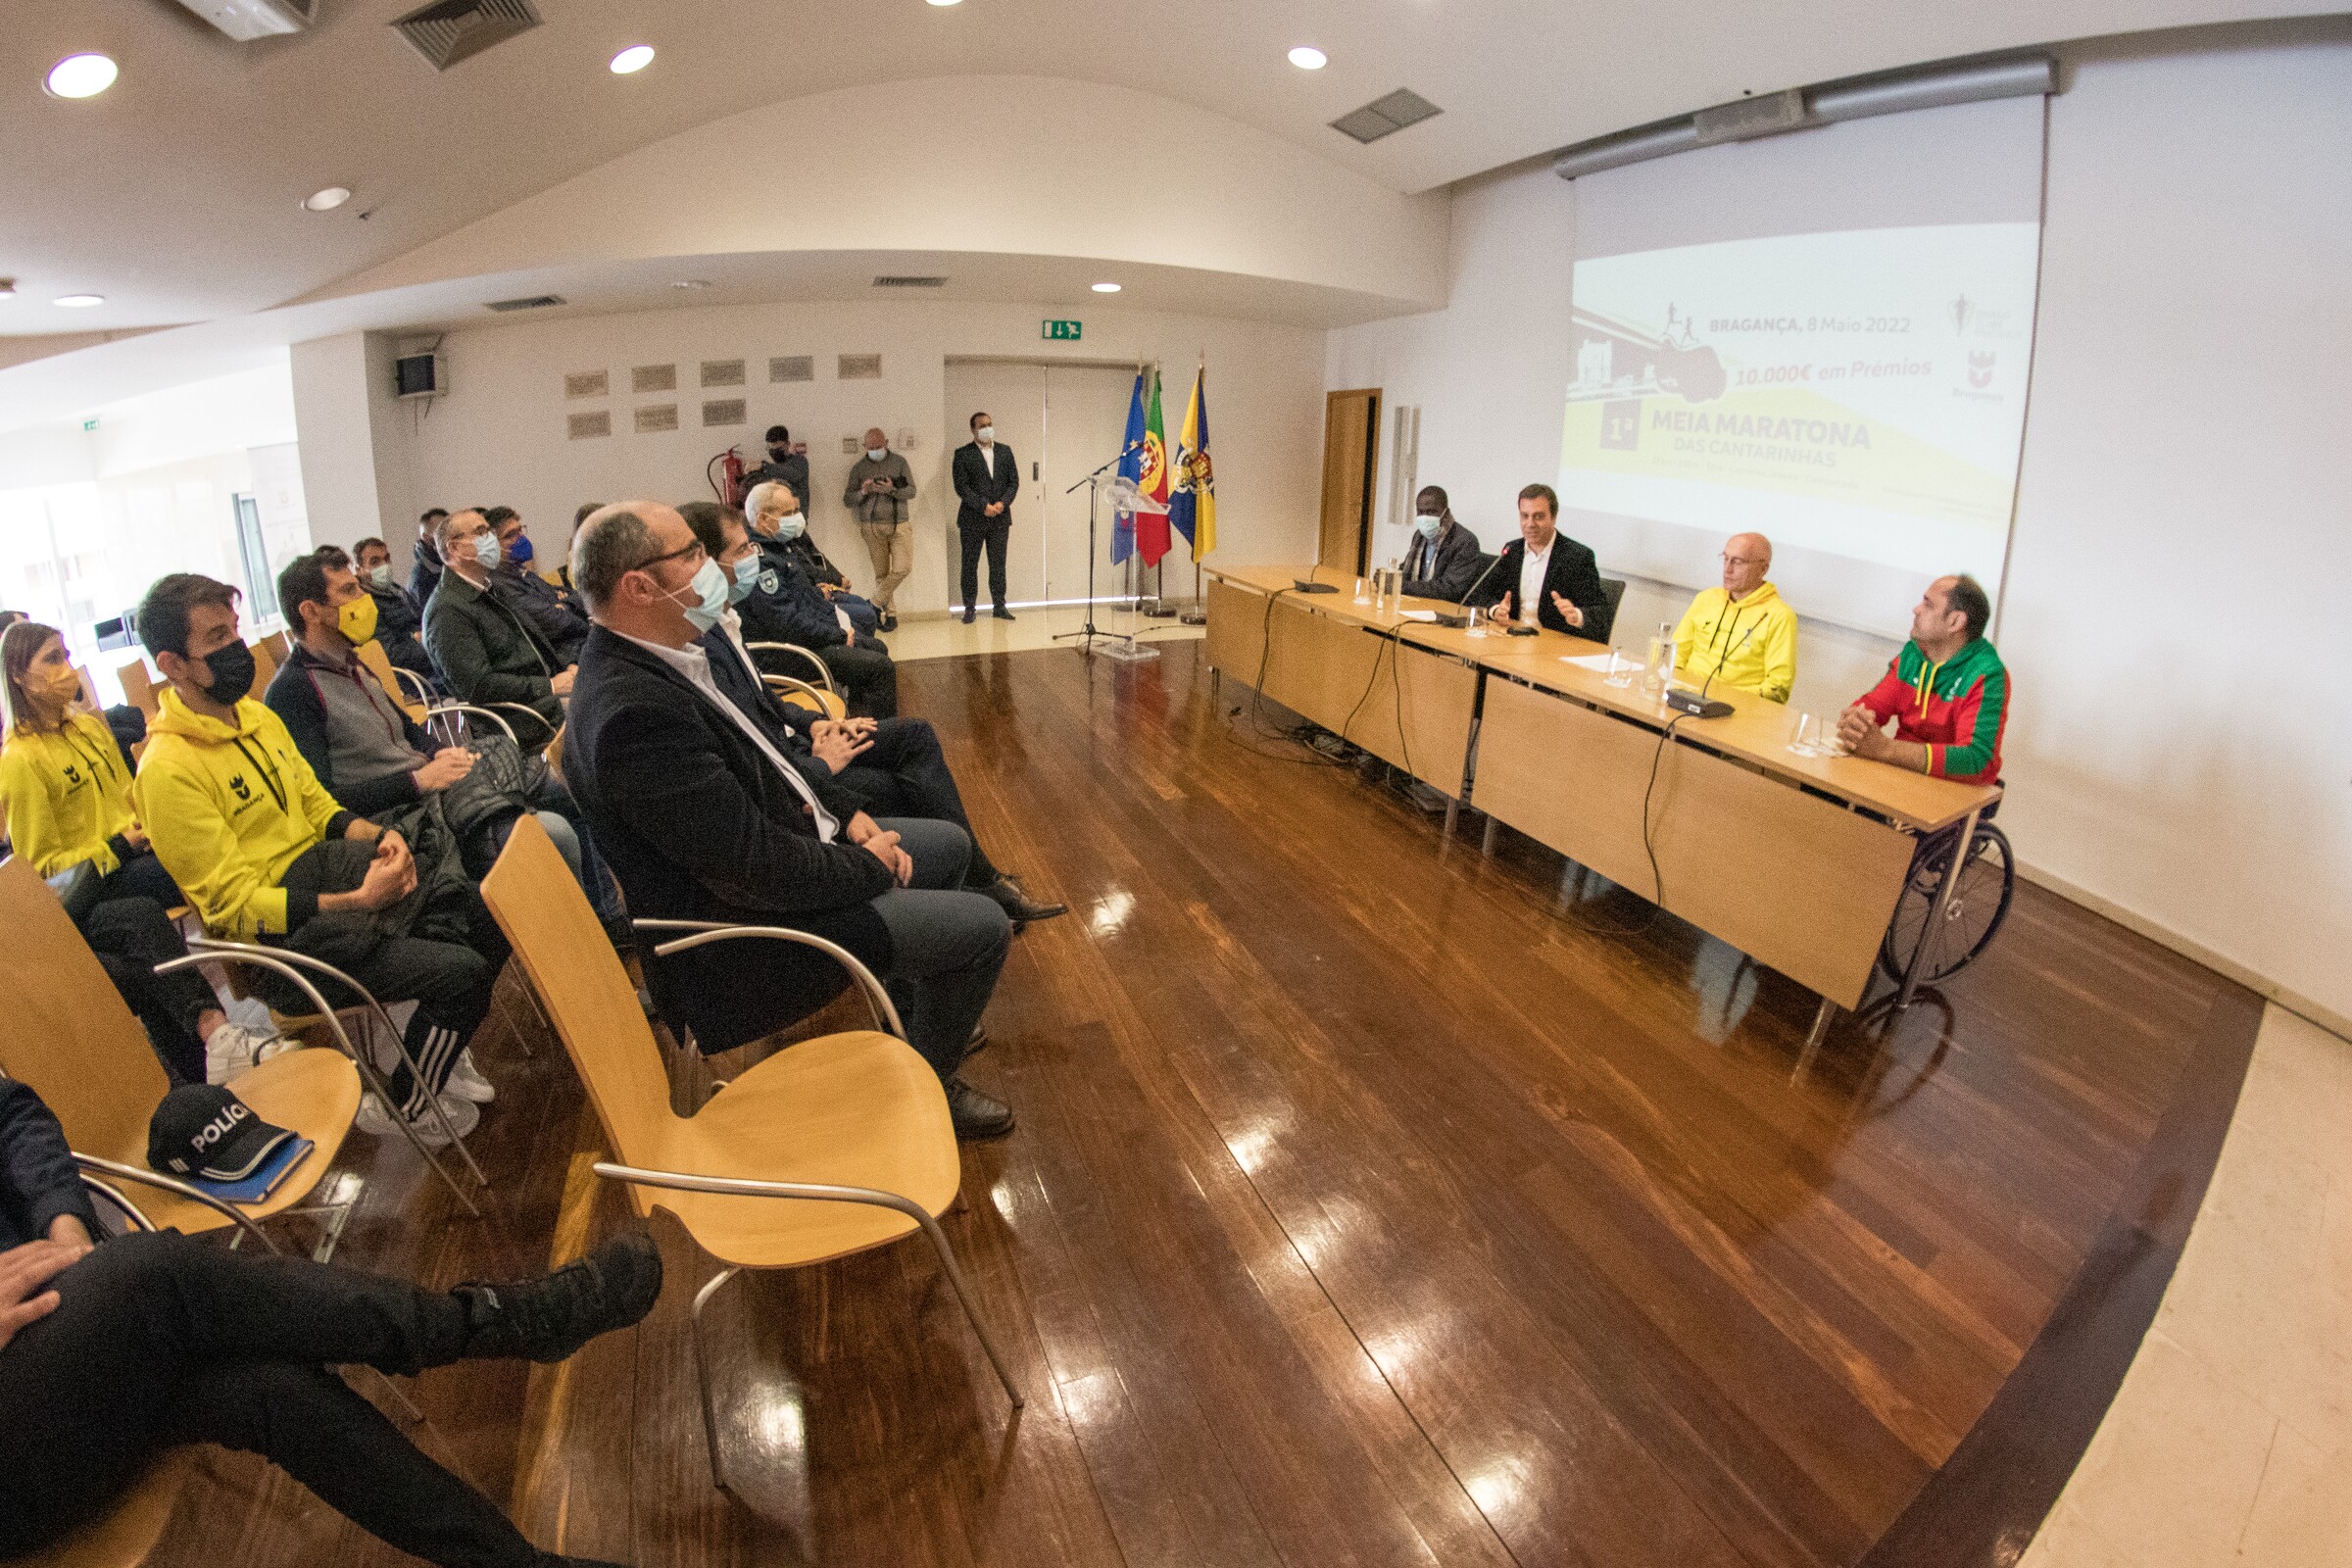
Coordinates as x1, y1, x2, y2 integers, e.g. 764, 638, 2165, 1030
1876, 813, 2015, 987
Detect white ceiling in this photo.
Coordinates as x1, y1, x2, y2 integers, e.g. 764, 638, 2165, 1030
1, 0, 2330, 339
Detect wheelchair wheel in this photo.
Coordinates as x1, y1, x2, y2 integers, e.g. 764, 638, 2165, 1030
1879, 821, 2015, 986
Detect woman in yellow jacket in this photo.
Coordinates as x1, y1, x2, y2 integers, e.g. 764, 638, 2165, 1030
0, 619, 285, 1084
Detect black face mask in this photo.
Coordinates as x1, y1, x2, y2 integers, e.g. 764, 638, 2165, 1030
197, 640, 258, 705
768, 446, 790, 462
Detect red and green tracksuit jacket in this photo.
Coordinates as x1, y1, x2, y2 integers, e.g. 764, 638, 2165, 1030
1854, 637, 2009, 786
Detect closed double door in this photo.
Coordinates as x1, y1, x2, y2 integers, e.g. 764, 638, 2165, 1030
942, 360, 1144, 606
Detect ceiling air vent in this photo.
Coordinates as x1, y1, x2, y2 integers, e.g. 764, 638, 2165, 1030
872, 275, 948, 289
484, 293, 564, 313
391, 0, 543, 73
1330, 88, 1443, 145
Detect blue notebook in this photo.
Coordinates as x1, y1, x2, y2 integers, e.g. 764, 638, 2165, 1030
188, 1137, 314, 1204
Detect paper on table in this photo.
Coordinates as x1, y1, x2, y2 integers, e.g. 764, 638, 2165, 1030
1560, 653, 1622, 671
1395, 609, 1439, 622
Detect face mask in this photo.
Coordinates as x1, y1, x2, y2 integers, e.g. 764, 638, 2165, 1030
336, 594, 379, 645
1413, 513, 1442, 538
35, 662, 82, 707
470, 532, 501, 570
773, 514, 806, 541
665, 557, 731, 633
729, 552, 760, 603
865, 447, 887, 463
507, 534, 534, 565
197, 640, 258, 706
366, 564, 393, 589
975, 426, 995, 444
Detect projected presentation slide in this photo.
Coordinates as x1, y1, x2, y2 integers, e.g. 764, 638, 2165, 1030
1559, 223, 2038, 616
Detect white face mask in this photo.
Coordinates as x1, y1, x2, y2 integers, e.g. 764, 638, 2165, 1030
865, 447, 887, 462
975, 426, 995, 445
1413, 513, 1442, 537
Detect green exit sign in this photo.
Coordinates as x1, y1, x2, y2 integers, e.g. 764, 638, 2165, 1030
1042, 318, 1083, 341
82, 417, 98, 431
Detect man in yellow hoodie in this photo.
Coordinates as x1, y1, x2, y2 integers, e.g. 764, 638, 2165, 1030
131, 574, 498, 1144
1672, 532, 1798, 704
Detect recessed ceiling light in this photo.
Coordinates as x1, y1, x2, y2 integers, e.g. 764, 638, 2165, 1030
673, 279, 712, 290
45, 53, 119, 99
302, 186, 352, 213
609, 44, 655, 74
1091, 282, 1122, 293
1288, 46, 1328, 70
55, 294, 105, 309
926, 0, 962, 7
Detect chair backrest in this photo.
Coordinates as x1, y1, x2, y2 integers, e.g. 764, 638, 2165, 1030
0, 856, 174, 1161
115, 660, 160, 719
479, 816, 671, 1173
1597, 576, 1629, 636
354, 639, 428, 723
247, 639, 279, 692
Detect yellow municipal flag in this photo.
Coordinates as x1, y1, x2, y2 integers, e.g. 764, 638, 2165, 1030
1169, 365, 1216, 561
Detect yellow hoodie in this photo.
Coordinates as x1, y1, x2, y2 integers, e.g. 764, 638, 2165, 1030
0, 711, 139, 876
132, 688, 350, 938
1673, 581, 1798, 704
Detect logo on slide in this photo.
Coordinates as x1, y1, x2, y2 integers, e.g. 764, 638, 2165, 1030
1949, 294, 1974, 333
1967, 351, 1996, 389
1600, 401, 1642, 451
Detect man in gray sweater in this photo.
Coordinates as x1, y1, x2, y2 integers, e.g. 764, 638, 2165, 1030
843, 427, 916, 631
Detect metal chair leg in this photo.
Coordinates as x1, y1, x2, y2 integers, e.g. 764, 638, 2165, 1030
690, 1266, 743, 1492
1792, 997, 1837, 1083
909, 1210, 1024, 1408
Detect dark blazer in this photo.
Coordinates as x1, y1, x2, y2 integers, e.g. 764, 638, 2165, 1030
952, 441, 1018, 531
563, 626, 894, 1053
1466, 531, 1614, 641
1400, 518, 1485, 603
0, 1077, 98, 1250
493, 564, 590, 665
423, 568, 564, 735
736, 537, 852, 651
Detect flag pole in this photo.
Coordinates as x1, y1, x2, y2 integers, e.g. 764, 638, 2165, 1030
1178, 350, 1210, 623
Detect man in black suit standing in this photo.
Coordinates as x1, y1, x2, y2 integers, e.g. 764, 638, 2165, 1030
561, 501, 1017, 1139
1466, 483, 1614, 641
951, 411, 1019, 624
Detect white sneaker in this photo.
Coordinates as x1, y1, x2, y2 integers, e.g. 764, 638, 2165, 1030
444, 1049, 496, 1104
205, 1019, 298, 1085
354, 1092, 481, 1148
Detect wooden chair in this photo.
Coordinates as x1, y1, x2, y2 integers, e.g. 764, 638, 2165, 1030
245, 639, 278, 693
0, 856, 364, 1248
113, 660, 160, 720
744, 642, 846, 719
478, 816, 1021, 1491
355, 639, 429, 725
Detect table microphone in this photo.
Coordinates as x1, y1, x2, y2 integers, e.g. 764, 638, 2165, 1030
1663, 616, 1757, 718
1292, 563, 1338, 594
1444, 550, 1508, 626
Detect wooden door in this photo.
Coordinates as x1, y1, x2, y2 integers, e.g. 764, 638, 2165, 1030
1318, 388, 1381, 574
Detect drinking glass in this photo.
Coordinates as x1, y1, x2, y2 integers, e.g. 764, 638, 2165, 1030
1788, 712, 1822, 756
1604, 648, 1635, 686
1465, 604, 1489, 638
1352, 576, 1370, 605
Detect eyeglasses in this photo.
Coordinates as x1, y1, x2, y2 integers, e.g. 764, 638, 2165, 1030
631, 540, 707, 575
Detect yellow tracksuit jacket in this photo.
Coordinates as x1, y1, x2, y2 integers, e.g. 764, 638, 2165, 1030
1673, 582, 1798, 704
0, 712, 139, 875
131, 689, 350, 939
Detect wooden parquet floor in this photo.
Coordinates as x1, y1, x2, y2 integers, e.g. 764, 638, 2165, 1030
150, 641, 2255, 1568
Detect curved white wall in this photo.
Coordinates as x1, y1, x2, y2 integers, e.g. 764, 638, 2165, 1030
312, 74, 1449, 316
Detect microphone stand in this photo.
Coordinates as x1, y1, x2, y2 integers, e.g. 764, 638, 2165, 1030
1053, 439, 1158, 661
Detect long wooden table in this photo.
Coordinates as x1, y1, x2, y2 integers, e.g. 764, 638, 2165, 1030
1203, 563, 1999, 1031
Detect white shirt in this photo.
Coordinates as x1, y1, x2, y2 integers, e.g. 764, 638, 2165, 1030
615, 629, 839, 841
1517, 539, 1552, 623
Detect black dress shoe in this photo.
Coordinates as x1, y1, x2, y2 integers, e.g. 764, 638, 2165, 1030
945, 1076, 1014, 1140
992, 606, 1016, 621
960, 607, 976, 625
963, 1023, 989, 1058
880, 611, 899, 632
982, 874, 1067, 925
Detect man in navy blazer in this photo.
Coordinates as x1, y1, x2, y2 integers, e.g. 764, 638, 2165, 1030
1465, 483, 1614, 641
951, 410, 1019, 624
561, 501, 1017, 1139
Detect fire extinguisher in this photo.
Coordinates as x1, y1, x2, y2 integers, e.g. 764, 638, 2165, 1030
709, 446, 747, 508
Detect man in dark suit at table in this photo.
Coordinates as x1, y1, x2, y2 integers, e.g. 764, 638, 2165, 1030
1466, 483, 1614, 641
951, 411, 1019, 625
1398, 485, 1484, 603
